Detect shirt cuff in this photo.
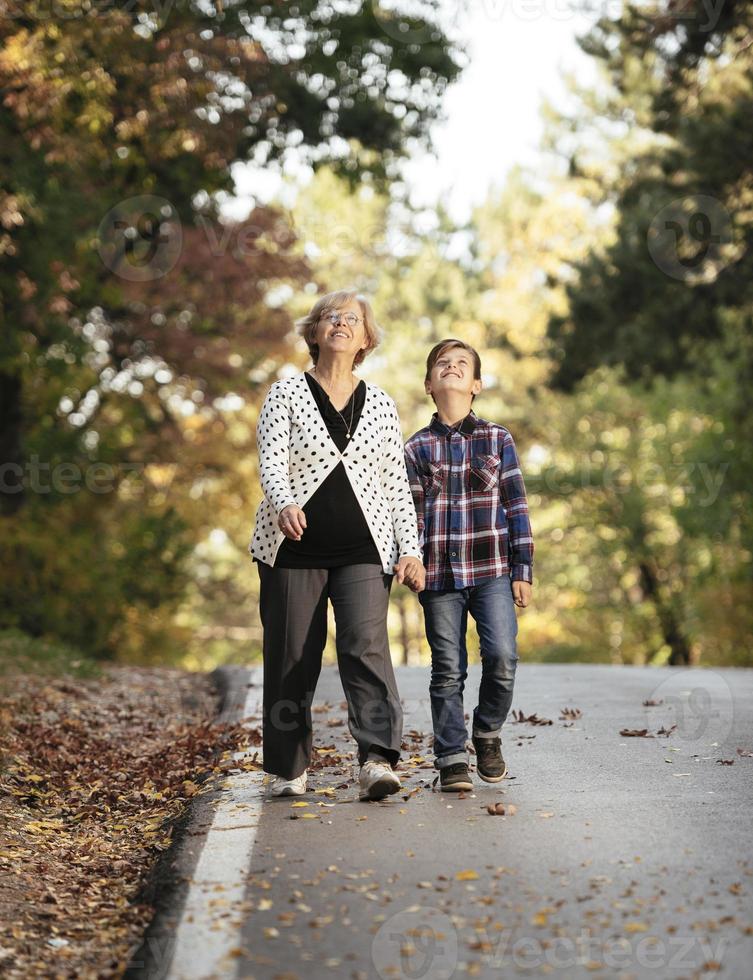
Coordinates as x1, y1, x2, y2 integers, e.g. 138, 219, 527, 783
274, 498, 298, 516
511, 564, 533, 584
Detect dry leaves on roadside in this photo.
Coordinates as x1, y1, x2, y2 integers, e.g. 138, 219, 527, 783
0, 665, 253, 980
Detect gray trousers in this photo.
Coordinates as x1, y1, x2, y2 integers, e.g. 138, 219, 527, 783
257, 562, 403, 779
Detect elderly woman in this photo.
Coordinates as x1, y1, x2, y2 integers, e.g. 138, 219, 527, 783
249, 289, 425, 801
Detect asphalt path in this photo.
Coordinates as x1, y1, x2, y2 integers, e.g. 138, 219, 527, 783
133, 663, 753, 980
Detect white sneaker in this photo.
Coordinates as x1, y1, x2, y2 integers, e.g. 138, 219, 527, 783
358, 760, 402, 801
269, 770, 308, 797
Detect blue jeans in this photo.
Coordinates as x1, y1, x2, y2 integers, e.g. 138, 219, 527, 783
419, 574, 519, 768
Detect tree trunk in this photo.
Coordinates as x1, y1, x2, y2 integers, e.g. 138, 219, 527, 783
637, 558, 692, 666
0, 370, 24, 514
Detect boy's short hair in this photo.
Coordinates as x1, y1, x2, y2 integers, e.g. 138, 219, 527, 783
425, 339, 482, 403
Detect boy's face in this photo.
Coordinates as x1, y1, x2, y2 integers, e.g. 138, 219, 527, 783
425, 345, 482, 403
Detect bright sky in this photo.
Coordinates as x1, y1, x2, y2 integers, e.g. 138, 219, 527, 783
228, 1, 598, 224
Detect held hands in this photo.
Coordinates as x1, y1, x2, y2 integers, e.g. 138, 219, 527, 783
278, 509, 427, 594
512, 580, 532, 608
278, 505, 307, 541
394, 556, 426, 593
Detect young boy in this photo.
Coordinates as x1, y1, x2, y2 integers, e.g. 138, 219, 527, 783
404, 340, 534, 792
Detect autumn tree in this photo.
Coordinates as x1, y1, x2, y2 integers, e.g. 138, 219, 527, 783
0, 2, 462, 655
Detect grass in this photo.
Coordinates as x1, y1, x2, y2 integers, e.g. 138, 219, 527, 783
0, 628, 103, 689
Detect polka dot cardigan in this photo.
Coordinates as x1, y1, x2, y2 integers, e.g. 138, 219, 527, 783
249, 372, 422, 574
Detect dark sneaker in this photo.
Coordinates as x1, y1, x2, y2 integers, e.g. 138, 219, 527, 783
472, 736, 507, 782
439, 762, 473, 792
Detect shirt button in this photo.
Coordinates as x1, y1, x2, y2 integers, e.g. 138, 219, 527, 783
450, 551, 457, 557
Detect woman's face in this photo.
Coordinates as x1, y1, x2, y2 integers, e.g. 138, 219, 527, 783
313, 298, 368, 364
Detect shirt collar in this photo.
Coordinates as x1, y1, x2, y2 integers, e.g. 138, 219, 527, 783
430, 410, 478, 437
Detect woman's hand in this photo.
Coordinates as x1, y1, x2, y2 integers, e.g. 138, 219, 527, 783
278, 505, 307, 541
394, 556, 425, 593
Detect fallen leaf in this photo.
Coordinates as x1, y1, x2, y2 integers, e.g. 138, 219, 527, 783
512, 710, 552, 726
486, 802, 516, 816
309, 916, 333, 927
656, 724, 678, 737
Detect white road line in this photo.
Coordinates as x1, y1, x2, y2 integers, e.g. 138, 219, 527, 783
166, 667, 265, 980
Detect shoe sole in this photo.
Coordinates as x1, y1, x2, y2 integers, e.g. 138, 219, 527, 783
476, 764, 507, 783
440, 781, 474, 792
359, 776, 402, 801
271, 787, 307, 796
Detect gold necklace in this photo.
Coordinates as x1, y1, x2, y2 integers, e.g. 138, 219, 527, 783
313, 366, 356, 439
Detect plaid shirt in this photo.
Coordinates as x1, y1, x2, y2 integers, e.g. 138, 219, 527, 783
404, 410, 534, 590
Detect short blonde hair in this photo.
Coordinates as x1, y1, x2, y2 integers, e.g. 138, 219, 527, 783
296, 289, 381, 367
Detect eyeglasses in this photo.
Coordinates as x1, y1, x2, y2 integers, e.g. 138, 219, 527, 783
320, 310, 362, 328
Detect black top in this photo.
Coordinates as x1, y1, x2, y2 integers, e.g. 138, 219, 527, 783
273, 372, 382, 568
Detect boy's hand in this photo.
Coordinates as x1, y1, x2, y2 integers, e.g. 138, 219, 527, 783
394, 557, 425, 593
512, 580, 532, 608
